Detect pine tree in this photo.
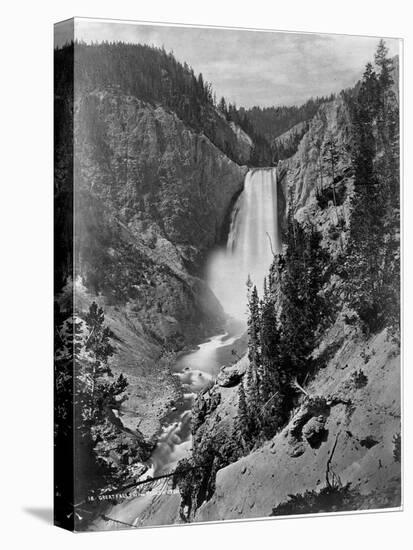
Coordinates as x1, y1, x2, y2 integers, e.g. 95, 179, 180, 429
260, 293, 281, 395
54, 302, 150, 504
279, 210, 329, 379
247, 285, 260, 361
263, 276, 268, 300
218, 96, 227, 116
344, 40, 399, 335
247, 285, 264, 398
243, 280, 263, 439
237, 382, 249, 444
244, 361, 261, 438
375, 39, 394, 111
259, 288, 287, 437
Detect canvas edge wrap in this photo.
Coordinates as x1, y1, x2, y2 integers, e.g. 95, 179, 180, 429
54, 18, 75, 532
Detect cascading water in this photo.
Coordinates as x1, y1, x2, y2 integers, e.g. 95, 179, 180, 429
207, 168, 281, 321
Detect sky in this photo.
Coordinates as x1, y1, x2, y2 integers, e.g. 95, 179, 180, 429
56, 18, 400, 108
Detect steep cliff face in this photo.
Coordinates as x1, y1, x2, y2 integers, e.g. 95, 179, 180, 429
276, 95, 353, 254
277, 96, 352, 207
272, 120, 309, 163
211, 109, 253, 165
75, 89, 249, 272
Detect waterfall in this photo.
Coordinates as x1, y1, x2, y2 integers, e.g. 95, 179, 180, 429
207, 168, 280, 321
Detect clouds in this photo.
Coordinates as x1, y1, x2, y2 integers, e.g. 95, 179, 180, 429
72, 18, 400, 108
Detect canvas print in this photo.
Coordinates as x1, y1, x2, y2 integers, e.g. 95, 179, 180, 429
54, 18, 402, 531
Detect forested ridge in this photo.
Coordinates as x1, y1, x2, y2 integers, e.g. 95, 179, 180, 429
74, 41, 216, 134
242, 96, 334, 141
71, 41, 261, 165
241, 95, 335, 161
57, 41, 335, 168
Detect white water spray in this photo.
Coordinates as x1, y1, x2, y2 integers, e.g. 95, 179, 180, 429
207, 168, 281, 321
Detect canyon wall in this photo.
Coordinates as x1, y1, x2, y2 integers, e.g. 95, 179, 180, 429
56, 86, 250, 438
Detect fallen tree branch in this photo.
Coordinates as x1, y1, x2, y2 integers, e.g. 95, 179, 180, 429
100, 467, 195, 497
291, 377, 310, 397
262, 391, 280, 411
266, 232, 276, 257
101, 515, 138, 528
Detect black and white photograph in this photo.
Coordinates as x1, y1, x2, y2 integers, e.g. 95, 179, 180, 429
53, 17, 402, 531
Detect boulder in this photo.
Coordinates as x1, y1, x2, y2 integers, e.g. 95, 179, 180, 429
217, 363, 246, 387
302, 415, 328, 448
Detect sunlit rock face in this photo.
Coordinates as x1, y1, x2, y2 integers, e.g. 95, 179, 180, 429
207, 168, 281, 321
276, 96, 352, 210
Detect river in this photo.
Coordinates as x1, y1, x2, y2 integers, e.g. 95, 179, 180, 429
90, 318, 245, 530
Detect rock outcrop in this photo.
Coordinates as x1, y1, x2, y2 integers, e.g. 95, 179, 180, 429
216, 356, 248, 388
276, 96, 353, 249
277, 96, 352, 208
75, 89, 249, 272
